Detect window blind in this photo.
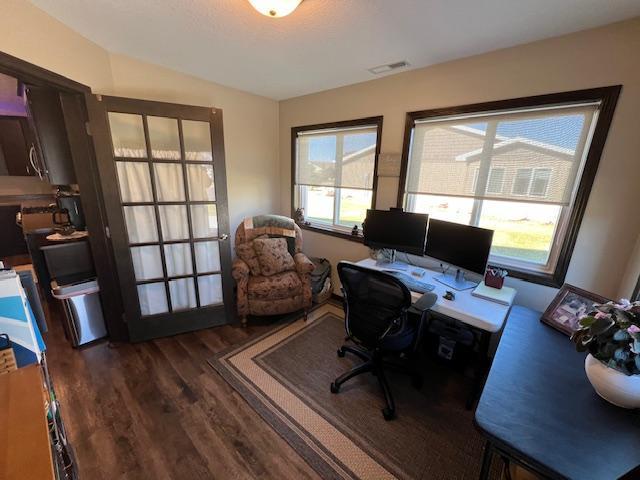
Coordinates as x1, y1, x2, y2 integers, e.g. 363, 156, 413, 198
296, 126, 377, 190
405, 103, 600, 205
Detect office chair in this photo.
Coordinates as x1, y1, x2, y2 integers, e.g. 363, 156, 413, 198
331, 261, 437, 420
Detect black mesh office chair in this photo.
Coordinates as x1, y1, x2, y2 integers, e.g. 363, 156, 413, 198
331, 261, 437, 420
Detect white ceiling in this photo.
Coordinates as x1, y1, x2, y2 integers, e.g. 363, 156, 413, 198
29, 0, 640, 100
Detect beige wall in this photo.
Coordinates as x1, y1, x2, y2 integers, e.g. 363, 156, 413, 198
279, 18, 640, 310
0, 0, 280, 238
1, 0, 114, 92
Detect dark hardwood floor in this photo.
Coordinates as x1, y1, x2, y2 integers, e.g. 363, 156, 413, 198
43, 304, 320, 479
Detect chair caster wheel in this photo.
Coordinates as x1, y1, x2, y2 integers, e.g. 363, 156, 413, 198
330, 382, 340, 394
382, 407, 395, 421
411, 375, 423, 390
337, 348, 345, 358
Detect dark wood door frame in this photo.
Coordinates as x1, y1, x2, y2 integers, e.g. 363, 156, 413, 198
0, 51, 90, 93
86, 95, 234, 341
0, 50, 128, 341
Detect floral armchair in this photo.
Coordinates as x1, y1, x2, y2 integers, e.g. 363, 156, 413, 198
232, 216, 314, 325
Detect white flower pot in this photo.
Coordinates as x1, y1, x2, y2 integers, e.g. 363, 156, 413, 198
584, 354, 640, 409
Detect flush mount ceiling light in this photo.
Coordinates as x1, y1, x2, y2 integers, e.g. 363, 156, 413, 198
248, 0, 303, 18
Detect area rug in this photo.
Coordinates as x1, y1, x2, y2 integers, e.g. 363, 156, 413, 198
209, 303, 501, 480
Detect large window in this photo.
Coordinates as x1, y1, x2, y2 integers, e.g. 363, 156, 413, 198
400, 87, 620, 286
292, 117, 382, 236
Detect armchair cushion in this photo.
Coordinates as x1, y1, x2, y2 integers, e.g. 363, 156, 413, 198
293, 253, 314, 275
232, 258, 251, 280
252, 237, 295, 276
248, 271, 302, 300
236, 242, 261, 276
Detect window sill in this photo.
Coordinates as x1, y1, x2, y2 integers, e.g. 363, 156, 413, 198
489, 263, 562, 288
298, 222, 364, 244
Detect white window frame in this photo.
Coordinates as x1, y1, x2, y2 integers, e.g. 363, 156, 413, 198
403, 112, 594, 276
511, 167, 552, 197
293, 119, 381, 234
530, 168, 552, 197
486, 167, 505, 194
511, 168, 534, 196
405, 192, 570, 274
296, 185, 374, 232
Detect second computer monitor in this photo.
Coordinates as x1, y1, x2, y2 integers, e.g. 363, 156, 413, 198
363, 209, 428, 256
425, 219, 494, 276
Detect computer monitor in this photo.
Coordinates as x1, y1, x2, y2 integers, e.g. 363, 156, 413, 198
425, 219, 494, 290
363, 209, 428, 256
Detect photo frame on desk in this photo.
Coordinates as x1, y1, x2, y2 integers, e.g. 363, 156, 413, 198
541, 283, 609, 336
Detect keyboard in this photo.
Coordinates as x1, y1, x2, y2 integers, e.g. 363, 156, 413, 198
385, 270, 436, 293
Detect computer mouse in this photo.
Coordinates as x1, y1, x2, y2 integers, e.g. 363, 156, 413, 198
443, 290, 456, 301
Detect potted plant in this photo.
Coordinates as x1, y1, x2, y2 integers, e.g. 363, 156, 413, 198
571, 299, 640, 408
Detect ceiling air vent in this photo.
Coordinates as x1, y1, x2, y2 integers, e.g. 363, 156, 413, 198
368, 61, 410, 75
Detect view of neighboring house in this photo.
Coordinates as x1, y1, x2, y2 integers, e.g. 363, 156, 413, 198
410, 124, 577, 203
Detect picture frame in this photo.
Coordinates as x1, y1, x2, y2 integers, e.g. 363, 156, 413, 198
541, 283, 610, 336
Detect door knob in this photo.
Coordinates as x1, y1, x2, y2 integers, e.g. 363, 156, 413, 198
219, 234, 229, 241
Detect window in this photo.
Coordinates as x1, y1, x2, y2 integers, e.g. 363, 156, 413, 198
531, 168, 551, 196
486, 168, 505, 194
512, 168, 533, 196
400, 87, 620, 286
511, 168, 552, 196
292, 117, 382, 236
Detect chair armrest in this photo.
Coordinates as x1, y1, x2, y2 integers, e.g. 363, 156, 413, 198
293, 253, 314, 275
232, 258, 250, 281
409, 292, 438, 314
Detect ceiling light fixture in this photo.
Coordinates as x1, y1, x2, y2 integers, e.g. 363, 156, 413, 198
248, 0, 303, 18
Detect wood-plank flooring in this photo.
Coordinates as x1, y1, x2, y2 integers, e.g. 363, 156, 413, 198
44, 304, 319, 479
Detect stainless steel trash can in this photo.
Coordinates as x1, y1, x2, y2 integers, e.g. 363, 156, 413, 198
51, 279, 107, 347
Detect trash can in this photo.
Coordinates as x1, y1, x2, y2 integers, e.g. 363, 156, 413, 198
42, 241, 107, 347
51, 278, 106, 347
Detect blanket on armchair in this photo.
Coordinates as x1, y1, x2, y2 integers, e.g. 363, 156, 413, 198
243, 214, 296, 239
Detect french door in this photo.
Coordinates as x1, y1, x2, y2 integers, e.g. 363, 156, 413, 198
86, 95, 233, 341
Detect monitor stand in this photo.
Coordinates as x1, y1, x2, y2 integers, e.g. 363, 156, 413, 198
375, 249, 408, 271
434, 268, 478, 291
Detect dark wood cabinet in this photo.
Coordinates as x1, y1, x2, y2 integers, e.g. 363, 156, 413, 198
26, 87, 77, 185
0, 116, 33, 176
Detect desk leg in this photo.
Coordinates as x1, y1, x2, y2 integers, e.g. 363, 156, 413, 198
479, 441, 494, 480
466, 330, 492, 410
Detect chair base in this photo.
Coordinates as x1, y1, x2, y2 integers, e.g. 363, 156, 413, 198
330, 344, 421, 421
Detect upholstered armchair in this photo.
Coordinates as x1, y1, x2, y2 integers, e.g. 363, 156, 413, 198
232, 215, 314, 326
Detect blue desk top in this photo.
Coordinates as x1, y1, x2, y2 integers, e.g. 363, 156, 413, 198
476, 306, 640, 479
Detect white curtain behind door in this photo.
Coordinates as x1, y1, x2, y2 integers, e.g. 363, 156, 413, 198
116, 160, 215, 313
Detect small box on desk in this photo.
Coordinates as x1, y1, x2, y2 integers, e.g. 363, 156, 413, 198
484, 268, 507, 289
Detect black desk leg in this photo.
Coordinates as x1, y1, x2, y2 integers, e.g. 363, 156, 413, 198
479, 441, 494, 480
466, 330, 492, 410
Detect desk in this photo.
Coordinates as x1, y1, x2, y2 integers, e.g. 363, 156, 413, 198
356, 258, 512, 333
357, 258, 514, 407
475, 306, 640, 480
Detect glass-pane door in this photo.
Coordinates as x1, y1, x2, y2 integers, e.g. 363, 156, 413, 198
87, 95, 232, 341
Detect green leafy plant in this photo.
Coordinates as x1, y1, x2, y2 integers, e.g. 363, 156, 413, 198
571, 299, 640, 375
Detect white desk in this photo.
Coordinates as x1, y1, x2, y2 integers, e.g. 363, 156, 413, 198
356, 258, 513, 334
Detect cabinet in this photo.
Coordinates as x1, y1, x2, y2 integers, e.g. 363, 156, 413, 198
0, 117, 33, 176
26, 87, 77, 185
